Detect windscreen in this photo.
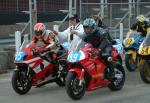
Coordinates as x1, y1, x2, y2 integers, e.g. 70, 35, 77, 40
69, 39, 87, 52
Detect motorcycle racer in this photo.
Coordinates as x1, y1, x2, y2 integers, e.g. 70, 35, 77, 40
29, 23, 59, 61
128, 15, 150, 37
83, 18, 115, 79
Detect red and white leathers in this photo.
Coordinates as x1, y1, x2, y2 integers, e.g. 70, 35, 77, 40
56, 23, 85, 43
30, 30, 58, 53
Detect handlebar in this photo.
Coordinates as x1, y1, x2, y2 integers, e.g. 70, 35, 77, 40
86, 48, 100, 56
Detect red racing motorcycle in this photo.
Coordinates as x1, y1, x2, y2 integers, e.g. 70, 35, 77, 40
65, 39, 125, 100
12, 42, 68, 95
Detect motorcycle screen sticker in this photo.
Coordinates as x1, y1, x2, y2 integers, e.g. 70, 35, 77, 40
67, 51, 85, 62
15, 52, 27, 62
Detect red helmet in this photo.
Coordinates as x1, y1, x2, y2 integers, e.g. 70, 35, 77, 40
34, 23, 46, 39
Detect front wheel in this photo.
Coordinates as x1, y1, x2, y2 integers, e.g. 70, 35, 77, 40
65, 72, 85, 100
108, 63, 125, 91
125, 54, 137, 72
140, 60, 150, 83
11, 70, 32, 95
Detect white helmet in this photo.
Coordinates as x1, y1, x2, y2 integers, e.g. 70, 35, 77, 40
136, 15, 146, 23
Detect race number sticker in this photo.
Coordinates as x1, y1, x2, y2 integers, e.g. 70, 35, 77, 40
68, 51, 81, 62
123, 38, 134, 46
67, 51, 85, 62
139, 46, 150, 55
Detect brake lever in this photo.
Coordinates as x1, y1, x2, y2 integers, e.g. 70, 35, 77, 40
86, 48, 100, 56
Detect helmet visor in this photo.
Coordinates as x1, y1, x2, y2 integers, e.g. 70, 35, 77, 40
84, 26, 93, 34
83, 26, 89, 28
138, 21, 144, 26
34, 30, 43, 36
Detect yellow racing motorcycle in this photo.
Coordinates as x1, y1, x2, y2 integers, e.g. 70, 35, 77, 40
123, 31, 145, 72
138, 32, 150, 83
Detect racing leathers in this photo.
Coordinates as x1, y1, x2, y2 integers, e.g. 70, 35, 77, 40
31, 30, 58, 61
130, 21, 150, 37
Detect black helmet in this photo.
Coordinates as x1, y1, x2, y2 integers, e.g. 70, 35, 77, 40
69, 14, 80, 22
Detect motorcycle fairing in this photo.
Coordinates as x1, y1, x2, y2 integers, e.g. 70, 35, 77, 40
123, 31, 145, 51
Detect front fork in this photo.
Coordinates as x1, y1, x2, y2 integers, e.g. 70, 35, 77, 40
14, 64, 32, 81
79, 69, 85, 86
69, 68, 85, 86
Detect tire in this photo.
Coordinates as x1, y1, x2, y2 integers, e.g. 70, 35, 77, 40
11, 71, 32, 95
140, 60, 150, 83
55, 77, 65, 86
55, 63, 68, 86
108, 63, 125, 91
65, 72, 85, 100
125, 54, 136, 72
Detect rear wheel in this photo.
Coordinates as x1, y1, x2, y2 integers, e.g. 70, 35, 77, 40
55, 77, 65, 86
11, 70, 32, 95
125, 54, 136, 72
108, 63, 125, 90
65, 72, 85, 100
140, 60, 150, 83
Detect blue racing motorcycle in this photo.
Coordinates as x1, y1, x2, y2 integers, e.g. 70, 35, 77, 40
123, 31, 145, 72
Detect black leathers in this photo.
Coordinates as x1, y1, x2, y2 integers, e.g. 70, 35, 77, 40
83, 27, 112, 55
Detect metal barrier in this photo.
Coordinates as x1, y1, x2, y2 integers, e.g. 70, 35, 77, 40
79, 1, 150, 37
1, 1, 150, 43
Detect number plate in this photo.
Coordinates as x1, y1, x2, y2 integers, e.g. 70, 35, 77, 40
139, 46, 150, 55
67, 51, 85, 62
123, 38, 134, 46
